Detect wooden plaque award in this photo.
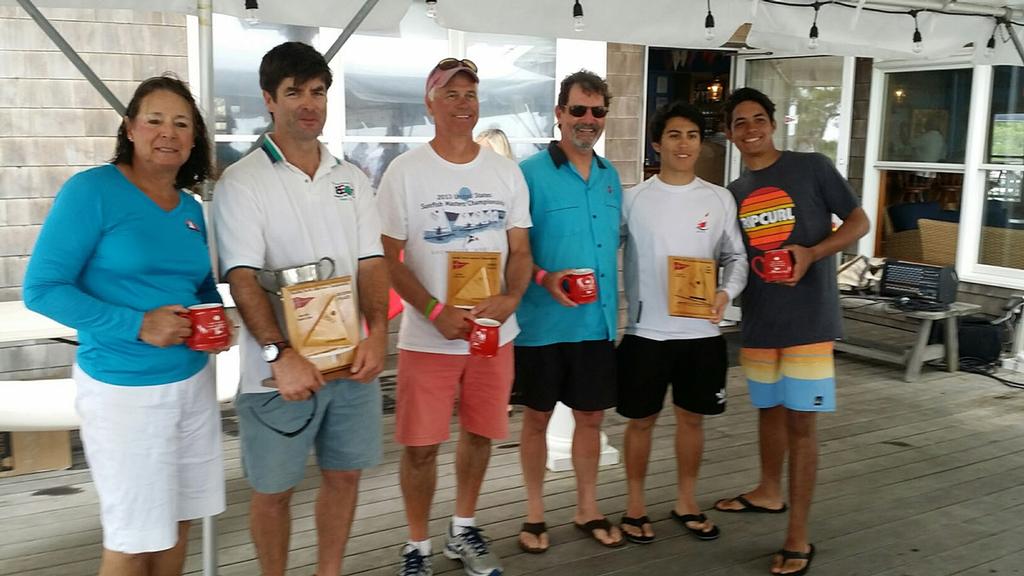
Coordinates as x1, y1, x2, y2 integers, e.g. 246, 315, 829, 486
281, 275, 359, 377
667, 256, 717, 319
446, 252, 501, 308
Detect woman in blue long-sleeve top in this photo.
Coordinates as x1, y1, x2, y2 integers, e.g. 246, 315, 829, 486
23, 75, 228, 576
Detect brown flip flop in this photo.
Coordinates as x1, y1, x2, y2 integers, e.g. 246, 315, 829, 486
620, 515, 655, 544
574, 517, 625, 548
772, 543, 815, 575
518, 521, 549, 554
714, 494, 787, 514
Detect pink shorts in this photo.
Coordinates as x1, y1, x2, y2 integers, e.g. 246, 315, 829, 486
395, 344, 514, 446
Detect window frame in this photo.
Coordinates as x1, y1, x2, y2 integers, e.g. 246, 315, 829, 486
862, 56, 1024, 289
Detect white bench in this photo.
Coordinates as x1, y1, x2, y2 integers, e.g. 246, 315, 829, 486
0, 378, 80, 431
0, 346, 238, 433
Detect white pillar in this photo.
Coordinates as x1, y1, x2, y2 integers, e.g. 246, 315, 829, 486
196, 6, 218, 575
545, 402, 619, 472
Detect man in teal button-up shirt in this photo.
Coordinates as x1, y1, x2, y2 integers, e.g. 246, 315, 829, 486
513, 70, 625, 553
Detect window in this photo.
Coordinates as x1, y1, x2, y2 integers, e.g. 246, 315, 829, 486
210, 15, 326, 172
880, 69, 972, 164
746, 56, 845, 163
466, 33, 556, 140
987, 66, 1024, 166
206, 9, 595, 177
342, 141, 423, 188
977, 66, 1024, 271
341, 34, 448, 138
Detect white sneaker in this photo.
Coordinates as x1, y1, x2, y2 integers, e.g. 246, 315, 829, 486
398, 543, 432, 576
443, 523, 503, 576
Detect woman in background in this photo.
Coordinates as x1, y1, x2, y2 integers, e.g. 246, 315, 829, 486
476, 127, 515, 161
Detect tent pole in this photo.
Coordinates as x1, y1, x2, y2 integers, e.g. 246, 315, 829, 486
1003, 18, 1024, 66
323, 0, 381, 63
14, 0, 125, 115
198, 0, 216, 202
196, 0, 218, 570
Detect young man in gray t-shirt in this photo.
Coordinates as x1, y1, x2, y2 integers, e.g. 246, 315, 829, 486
715, 88, 869, 576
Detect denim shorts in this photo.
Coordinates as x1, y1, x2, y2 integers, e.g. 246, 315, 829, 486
236, 378, 382, 493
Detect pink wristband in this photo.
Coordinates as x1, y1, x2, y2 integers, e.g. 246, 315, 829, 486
428, 302, 444, 321
534, 269, 548, 286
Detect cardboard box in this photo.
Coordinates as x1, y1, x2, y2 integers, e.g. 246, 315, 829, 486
667, 256, 717, 319
281, 275, 359, 374
0, 430, 72, 478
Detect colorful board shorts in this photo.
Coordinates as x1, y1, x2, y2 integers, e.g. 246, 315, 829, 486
740, 342, 836, 412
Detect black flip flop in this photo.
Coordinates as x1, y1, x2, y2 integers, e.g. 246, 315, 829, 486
518, 521, 549, 554
574, 517, 626, 548
620, 515, 655, 544
773, 543, 815, 576
714, 494, 788, 514
670, 510, 720, 540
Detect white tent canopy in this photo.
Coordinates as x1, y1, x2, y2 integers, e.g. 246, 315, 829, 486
4, 0, 1021, 63
1, 0, 413, 31
437, 0, 1023, 65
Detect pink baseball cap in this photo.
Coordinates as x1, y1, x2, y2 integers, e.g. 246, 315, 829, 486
425, 58, 479, 95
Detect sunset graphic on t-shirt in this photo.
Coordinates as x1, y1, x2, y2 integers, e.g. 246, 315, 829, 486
738, 186, 796, 250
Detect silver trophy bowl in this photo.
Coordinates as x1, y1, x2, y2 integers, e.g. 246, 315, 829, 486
257, 257, 335, 295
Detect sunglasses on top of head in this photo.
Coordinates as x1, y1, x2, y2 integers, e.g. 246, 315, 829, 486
562, 104, 609, 119
434, 58, 478, 73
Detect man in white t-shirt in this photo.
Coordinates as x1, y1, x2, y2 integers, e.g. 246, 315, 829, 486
378, 59, 532, 576
213, 42, 388, 576
617, 101, 747, 545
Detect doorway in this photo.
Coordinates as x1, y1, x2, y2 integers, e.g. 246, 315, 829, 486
731, 55, 855, 182
644, 48, 732, 186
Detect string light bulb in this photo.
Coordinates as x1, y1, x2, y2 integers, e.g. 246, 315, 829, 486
808, 4, 820, 50
425, 0, 437, 18
244, 0, 259, 24
704, 0, 716, 41
911, 11, 923, 54
573, 0, 584, 32
984, 19, 999, 58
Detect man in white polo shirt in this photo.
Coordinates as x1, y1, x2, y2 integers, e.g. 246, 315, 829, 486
213, 41, 388, 576
378, 58, 532, 576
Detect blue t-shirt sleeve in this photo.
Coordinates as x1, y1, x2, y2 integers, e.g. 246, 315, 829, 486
23, 172, 145, 339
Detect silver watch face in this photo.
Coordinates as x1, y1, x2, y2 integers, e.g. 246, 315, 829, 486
262, 343, 280, 362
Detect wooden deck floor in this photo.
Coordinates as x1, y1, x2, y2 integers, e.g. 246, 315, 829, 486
3, 354, 1024, 576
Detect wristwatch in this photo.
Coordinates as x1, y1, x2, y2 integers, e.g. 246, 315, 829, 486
261, 341, 290, 363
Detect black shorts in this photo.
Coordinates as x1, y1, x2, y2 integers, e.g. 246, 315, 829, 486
512, 340, 617, 412
616, 334, 728, 419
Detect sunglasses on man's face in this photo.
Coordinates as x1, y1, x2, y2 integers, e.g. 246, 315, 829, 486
435, 57, 478, 73
562, 104, 609, 119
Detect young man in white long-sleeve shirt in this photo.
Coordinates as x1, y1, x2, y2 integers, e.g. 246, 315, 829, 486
616, 100, 748, 544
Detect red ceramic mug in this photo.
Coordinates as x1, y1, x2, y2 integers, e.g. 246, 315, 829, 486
181, 303, 231, 351
467, 318, 501, 358
561, 268, 598, 304
751, 249, 794, 282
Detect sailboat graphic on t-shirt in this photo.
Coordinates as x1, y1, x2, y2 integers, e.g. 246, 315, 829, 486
424, 208, 454, 241
423, 187, 507, 244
